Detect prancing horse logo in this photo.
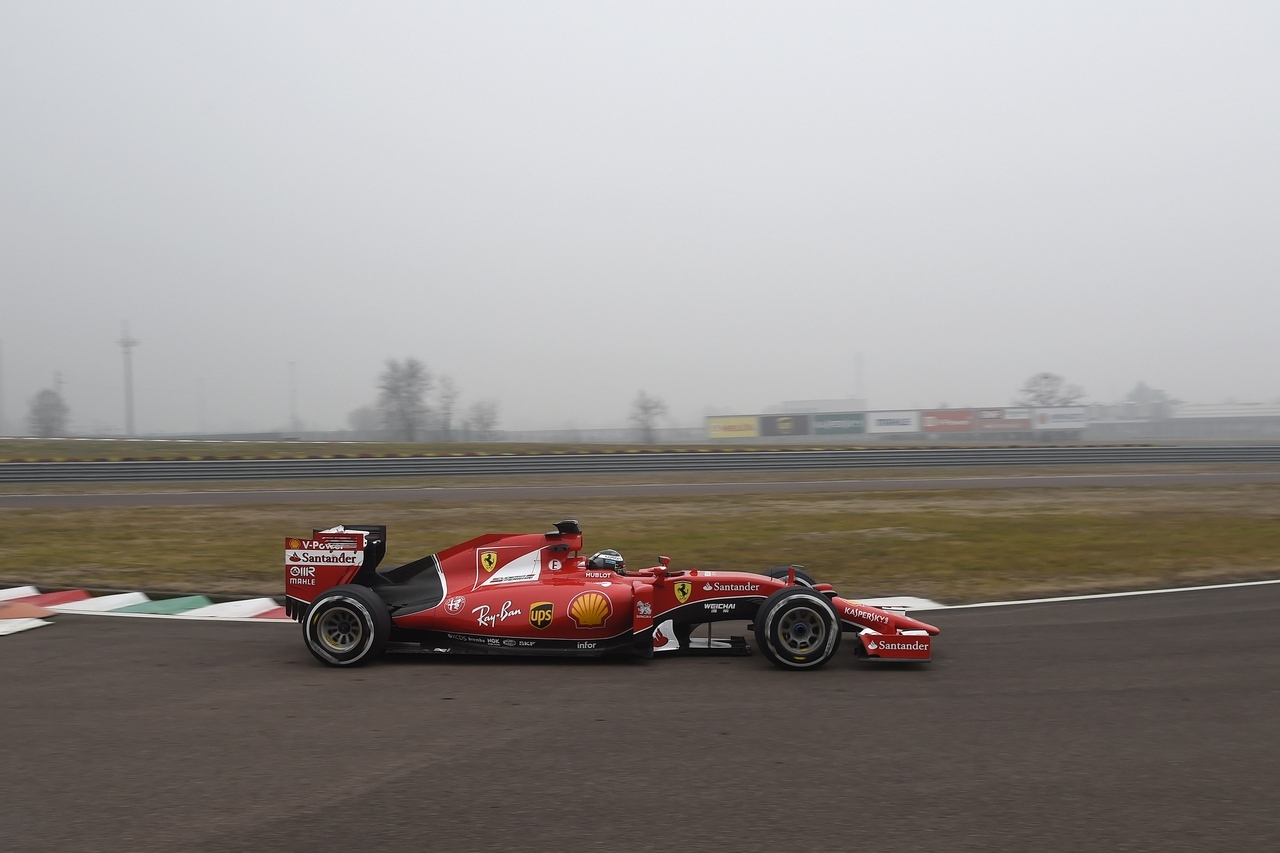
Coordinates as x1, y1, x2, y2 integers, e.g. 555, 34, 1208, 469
674, 581, 692, 604
480, 551, 498, 572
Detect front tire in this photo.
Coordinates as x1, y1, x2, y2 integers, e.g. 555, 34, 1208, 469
764, 566, 817, 587
754, 587, 841, 670
304, 585, 390, 667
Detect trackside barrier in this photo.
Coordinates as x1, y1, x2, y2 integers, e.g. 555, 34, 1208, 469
2, 445, 1280, 483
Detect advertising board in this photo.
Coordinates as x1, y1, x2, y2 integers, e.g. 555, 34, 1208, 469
921, 410, 975, 433
707, 416, 759, 439
974, 408, 1033, 431
867, 411, 921, 434
1033, 407, 1087, 430
760, 415, 811, 437
812, 412, 867, 436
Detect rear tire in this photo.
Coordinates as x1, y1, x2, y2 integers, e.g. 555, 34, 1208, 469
304, 585, 390, 667
754, 587, 841, 670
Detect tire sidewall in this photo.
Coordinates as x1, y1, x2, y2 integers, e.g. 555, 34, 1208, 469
755, 587, 841, 670
304, 586, 388, 667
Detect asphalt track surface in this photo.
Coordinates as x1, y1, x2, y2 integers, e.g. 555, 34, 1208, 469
4, 585, 1278, 851
4, 469, 1280, 508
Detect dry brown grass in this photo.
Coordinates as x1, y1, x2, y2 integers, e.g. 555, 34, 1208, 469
2, 483, 1278, 603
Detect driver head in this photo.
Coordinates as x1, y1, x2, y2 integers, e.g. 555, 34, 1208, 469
587, 549, 626, 574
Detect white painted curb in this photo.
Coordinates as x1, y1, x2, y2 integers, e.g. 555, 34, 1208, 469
50, 592, 150, 612
51, 610, 295, 624
0, 585, 293, 630
180, 597, 279, 618
0, 618, 51, 635
0, 586, 40, 601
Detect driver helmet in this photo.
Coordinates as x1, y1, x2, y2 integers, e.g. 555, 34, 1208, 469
587, 549, 626, 574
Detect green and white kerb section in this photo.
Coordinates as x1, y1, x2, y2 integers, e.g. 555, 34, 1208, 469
0, 585, 292, 635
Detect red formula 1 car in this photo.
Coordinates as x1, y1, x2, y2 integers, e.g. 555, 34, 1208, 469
284, 520, 939, 670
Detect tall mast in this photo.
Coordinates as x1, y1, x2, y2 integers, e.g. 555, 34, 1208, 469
119, 322, 139, 436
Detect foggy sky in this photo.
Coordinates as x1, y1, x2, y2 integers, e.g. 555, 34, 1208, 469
2, 2, 1278, 434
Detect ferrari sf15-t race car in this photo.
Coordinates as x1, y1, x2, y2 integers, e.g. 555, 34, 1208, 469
284, 520, 939, 670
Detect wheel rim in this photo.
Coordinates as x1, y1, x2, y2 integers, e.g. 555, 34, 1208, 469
317, 605, 365, 653
777, 606, 826, 655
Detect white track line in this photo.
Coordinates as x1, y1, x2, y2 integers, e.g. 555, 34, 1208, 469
12, 578, 1280, 630
860, 596, 944, 610
923, 578, 1280, 611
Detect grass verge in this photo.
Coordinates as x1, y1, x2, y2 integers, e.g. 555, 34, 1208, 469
2, 484, 1278, 603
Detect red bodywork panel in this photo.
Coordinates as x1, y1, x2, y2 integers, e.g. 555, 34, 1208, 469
284, 527, 940, 656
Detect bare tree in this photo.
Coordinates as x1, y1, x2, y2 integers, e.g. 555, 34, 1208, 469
377, 358, 431, 441
1124, 381, 1177, 406
1015, 373, 1085, 407
28, 388, 70, 437
464, 401, 499, 440
346, 405, 380, 436
436, 376, 459, 441
1124, 381, 1178, 418
629, 390, 667, 444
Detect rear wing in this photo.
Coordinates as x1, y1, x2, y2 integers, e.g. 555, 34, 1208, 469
315, 524, 387, 573
283, 524, 386, 620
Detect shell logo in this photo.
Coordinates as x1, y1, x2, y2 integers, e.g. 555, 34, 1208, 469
287, 539, 302, 549
568, 591, 612, 629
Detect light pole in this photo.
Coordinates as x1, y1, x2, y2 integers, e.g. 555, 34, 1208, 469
0, 339, 6, 436
288, 361, 300, 433
119, 323, 139, 436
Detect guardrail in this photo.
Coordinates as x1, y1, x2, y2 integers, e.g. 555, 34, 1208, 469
3, 445, 1280, 483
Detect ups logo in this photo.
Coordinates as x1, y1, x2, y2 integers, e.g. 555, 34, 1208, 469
529, 601, 553, 630
674, 581, 692, 604
480, 551, 498, 572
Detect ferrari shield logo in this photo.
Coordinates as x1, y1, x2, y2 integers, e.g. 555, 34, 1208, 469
674, 581, 691, 604
529, 601, 553, 630
480, 551, 498, 572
